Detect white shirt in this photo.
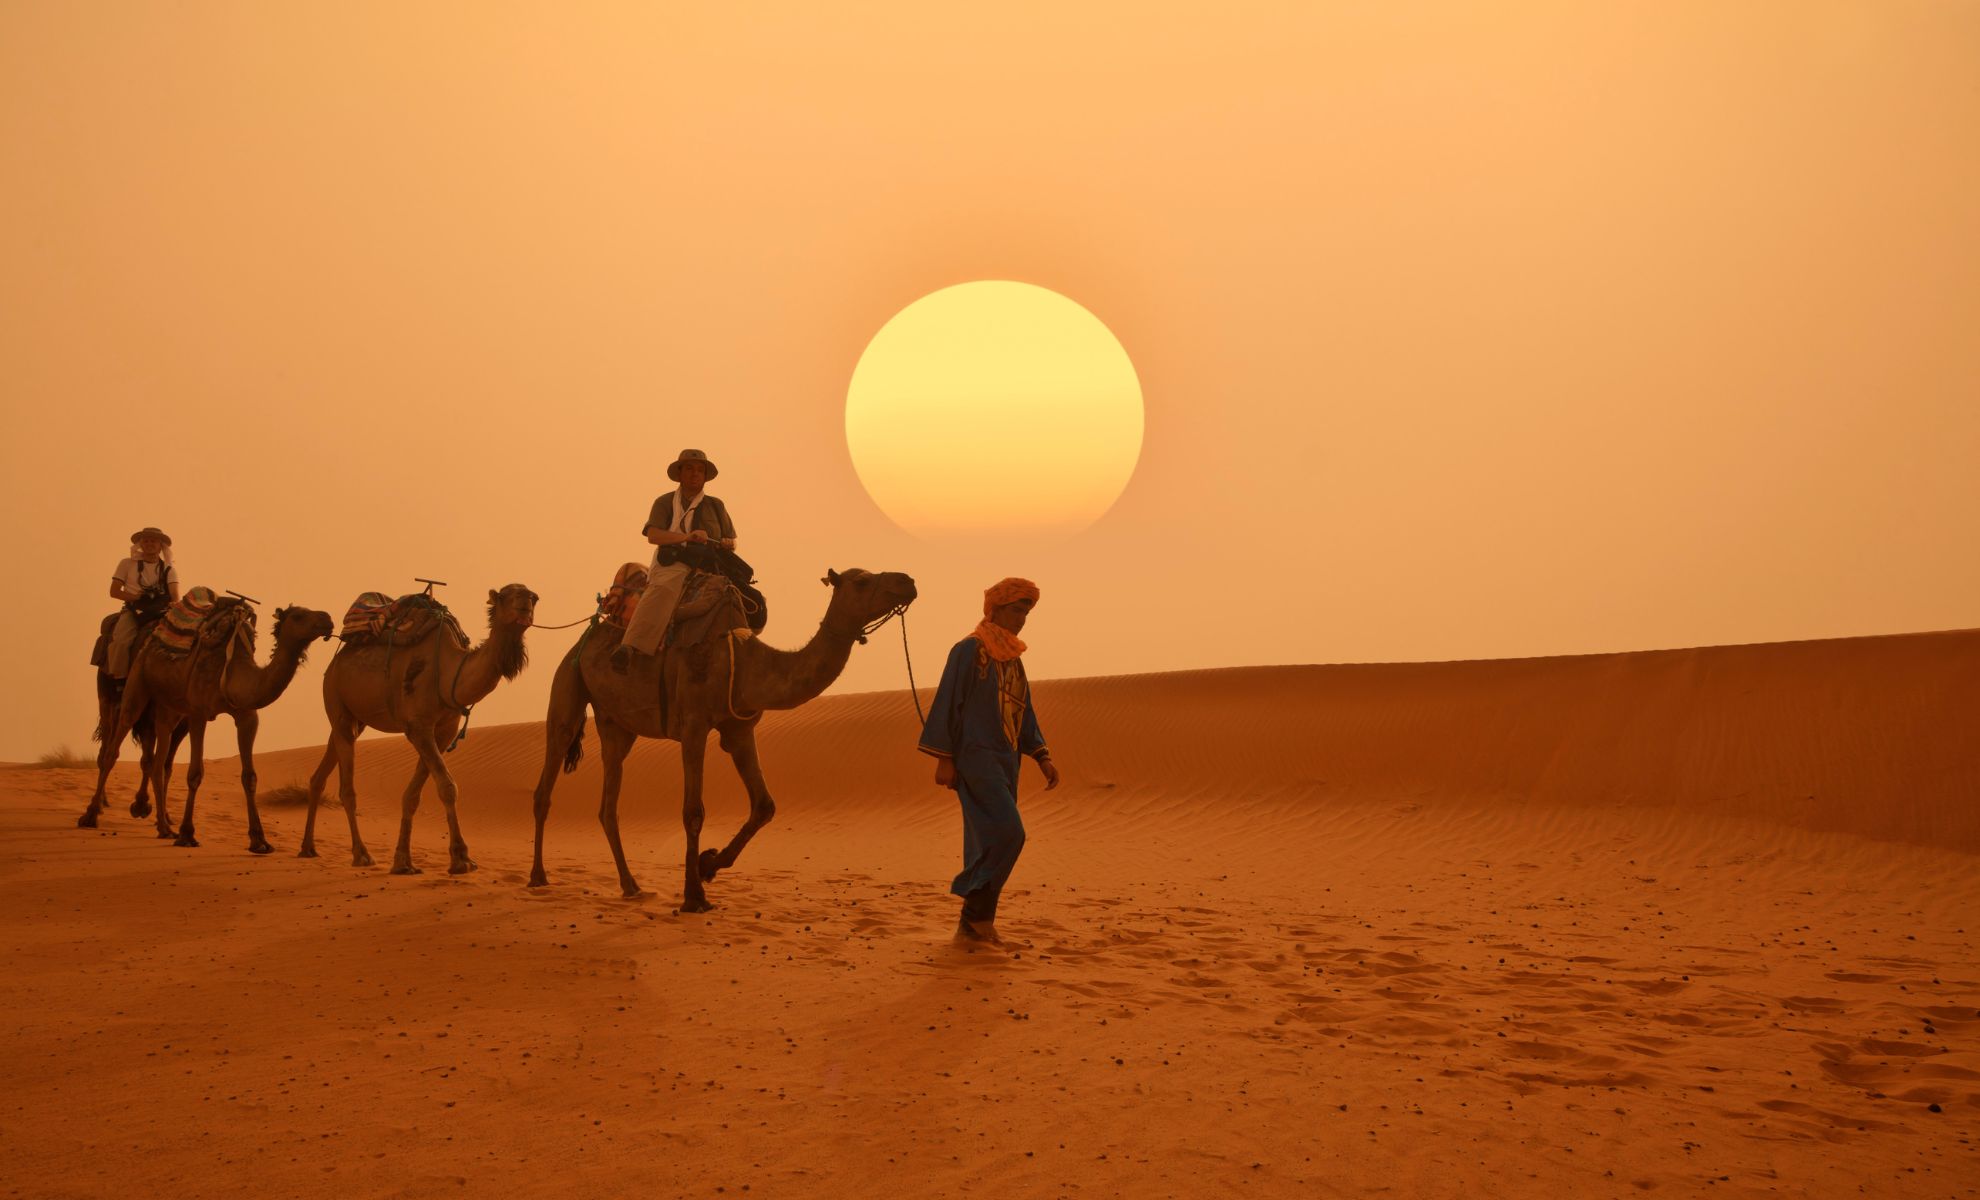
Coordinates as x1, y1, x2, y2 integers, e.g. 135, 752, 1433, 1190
673, 488, 703, 534
114, 557, 178, 595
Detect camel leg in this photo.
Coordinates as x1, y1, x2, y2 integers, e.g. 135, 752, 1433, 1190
389, 751, 434, 876
530, 659, 589, 889
235, 710, 273, 854
173, 718, 208, 848
702, 722, 775, 883
81, 716, 126, 829
679, 721, 713, 913
298, 739, 336, 859
594, 720, 644, 898
422, 724, 476, 876
528, 743, 560, 889
127, 718, 154, 818
142, 721, 186, 820
82, 675, 147, 827
334, 721, 372, 867
144, 703, 182, 840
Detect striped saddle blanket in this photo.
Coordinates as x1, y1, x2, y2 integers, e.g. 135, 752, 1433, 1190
599, 563, 648, 629
340, 592, 468, 649
150, 587, 253, 657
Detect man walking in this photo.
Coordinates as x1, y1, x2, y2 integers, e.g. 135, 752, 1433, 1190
918, 577, 1060, 945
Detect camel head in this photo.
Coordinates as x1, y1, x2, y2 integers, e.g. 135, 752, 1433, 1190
269, 606, 336, 659
819, 569, 918, 640
487, 583, 539, 631
486, 583, 538, 680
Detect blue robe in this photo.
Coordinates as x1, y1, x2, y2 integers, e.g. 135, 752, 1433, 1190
918, 635, 1048, 915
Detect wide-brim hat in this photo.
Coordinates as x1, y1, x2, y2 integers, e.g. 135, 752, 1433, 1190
667, 448, 719, 482
130, 526, 172, 546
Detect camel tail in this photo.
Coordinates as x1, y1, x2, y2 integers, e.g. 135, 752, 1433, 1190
561, 707, 587, 774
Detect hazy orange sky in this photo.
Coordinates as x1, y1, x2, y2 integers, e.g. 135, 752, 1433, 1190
3, 2, 1976, 762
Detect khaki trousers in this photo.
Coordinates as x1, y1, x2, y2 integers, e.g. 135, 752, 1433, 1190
621, 560, 690, 655
107, 612, 141, 678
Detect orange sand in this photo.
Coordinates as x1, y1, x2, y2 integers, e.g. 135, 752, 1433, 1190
3, 631, 1977, 1198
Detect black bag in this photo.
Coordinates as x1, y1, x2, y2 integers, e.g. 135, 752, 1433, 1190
655, 541, 756, 590
127, 586, 173, 622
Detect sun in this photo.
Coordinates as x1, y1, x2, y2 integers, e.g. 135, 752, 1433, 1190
845, 281, 1144, 538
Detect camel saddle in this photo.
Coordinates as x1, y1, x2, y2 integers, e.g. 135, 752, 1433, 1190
149, 588, 254, 659
671, 571, 753, 650
598, 562, 765, 646
340, 592, 469, 649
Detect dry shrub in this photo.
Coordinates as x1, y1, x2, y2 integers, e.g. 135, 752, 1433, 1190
258, 783, 315, 807
35, 745, 92, 769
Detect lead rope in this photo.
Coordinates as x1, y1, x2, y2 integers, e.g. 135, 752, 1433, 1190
900, 609, 927, 727
726, 627, 760, 722
211, 614, 249, 699
521, 612, 594, 631
848, 603, 923, 726
443, 648, 474, 752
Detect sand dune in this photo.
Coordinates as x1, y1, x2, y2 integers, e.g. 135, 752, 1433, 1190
236, 624, 1980, 855
2, 630, 1975, 1197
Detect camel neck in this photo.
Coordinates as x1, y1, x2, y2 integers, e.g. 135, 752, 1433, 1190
226, 634, 309, 711
734, 619, 857, 712
453, 623, 528, 705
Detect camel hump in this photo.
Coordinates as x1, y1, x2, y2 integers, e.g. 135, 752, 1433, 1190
150, 587, 239, 657
339, 591, 468, 649
339, 591, 397, 641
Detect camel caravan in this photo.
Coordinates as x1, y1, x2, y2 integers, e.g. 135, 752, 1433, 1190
83, 456, 918, 912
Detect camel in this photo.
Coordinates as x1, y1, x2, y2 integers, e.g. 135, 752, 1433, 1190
298, 584, 538, 875
81, 601, 337, 851
86, 611, 186, 824
528, 566, 916, 912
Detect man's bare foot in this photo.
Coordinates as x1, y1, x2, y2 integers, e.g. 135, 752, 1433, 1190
954, 915, 1003, 946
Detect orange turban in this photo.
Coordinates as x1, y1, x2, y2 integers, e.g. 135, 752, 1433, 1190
973, 577, 1039, 662
982, 577, 1040, 618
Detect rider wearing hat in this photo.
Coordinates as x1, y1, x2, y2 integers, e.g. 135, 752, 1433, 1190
106, 526, 180, 679
613, 449, 738, 670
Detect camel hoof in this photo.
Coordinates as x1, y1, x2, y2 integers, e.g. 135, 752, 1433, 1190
174, 835, 199, 849
296, 845, 318, 859
390, 863, 423, 876
129, 799, 152, 818
679, 896, 713, 914
448, 859, 479, 876
249, 841, 274, 856
353, 852, 375, 868
622, 886, 653, 901
697, 849, 722, 882
527, 873, 548, 888
77, 811, 98, 829
156, 826, 176, 840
